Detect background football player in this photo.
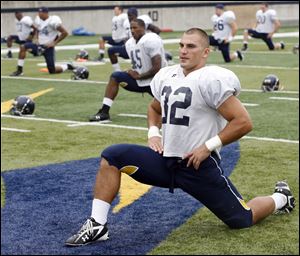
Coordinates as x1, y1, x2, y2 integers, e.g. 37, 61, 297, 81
10, 6, 73, 76
5, 11, 36, 59
209, 4, 244, 62
242, 2, 284, 51
89, 18, 167, 122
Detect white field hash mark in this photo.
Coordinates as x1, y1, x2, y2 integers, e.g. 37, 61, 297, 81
1, 114, 298, 144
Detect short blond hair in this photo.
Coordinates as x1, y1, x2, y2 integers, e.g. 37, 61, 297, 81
184, 28, 209, 48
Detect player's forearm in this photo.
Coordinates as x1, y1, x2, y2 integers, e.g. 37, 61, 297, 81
54, 31, 68, 45
273, 20, 281, 33
147, 100, 162, 128
218, 116, 253, 146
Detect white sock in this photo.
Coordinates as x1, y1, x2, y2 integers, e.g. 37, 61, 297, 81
103, 97, 113, 107
233, 52, 238, 58
112, 63, 121, 72
99, 49, 105, 54
91, 199, 111, 225
8, 47, 12, 52
18, 59, 24, 67
270, 193, 287, 212
59, 64, 68, 72
243, 41, 248, 44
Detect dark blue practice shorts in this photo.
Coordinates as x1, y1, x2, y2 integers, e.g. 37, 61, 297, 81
246, 29, 275, 50
101, 144, 253, 229
8, 35, 31, 45
102, 36, 125, 46
111, 71, 153, 96
209, 35, 231, 62
24, 42, 56, 73
108, 45, 129, 59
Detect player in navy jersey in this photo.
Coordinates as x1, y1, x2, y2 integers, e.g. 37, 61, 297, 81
65, 28, 295, 247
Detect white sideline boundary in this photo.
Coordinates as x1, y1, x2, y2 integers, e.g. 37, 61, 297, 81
1, 32, 298, 54
1, 76, 299, 95
1, 114, 298, 144
269, 96, 299, 101
1, 127, 31, 132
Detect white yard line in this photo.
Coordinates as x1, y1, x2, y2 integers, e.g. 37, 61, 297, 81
1, 75, 107, 84
241, 89, 298, 94
1, 32, 298, 54
242, 103, 259, 106
118, 113, 147, 118
1, 114, 298, 144
1, 127, 31, 132
243, 136, 298, 144
269, 96, 299, 101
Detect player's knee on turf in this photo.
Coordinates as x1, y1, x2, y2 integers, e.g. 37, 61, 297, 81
48, 66, 56, 74
225, 214, 253, 229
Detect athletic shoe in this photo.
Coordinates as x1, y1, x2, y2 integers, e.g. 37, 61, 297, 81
89, 110, 110, 122
67, 63, 75, 70
94, 56, 105, 62
236, 50, 244, 61
274, 181, 295, 214
6, 51, 13, 58
241, 44, 248, 51
280, 41, 285, 50
65, 217, 109, 246
292, 44, 299, 54
10, 70, 23, 76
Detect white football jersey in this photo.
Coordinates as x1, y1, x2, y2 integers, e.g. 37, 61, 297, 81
211, 10, 236, 40
150, 64, 241, 158
111, 13, 128, 42
255, 9, 278, 33
16, 16, 33, 41
125, 32, 167, 87
35, 15, 62, 45
124, 14, 154, 38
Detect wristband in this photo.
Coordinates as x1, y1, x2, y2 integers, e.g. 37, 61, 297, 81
148, 126, 162, 139
205, 135, 222, 152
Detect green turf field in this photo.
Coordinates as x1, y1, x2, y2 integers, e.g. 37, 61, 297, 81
1, 27, 299, 254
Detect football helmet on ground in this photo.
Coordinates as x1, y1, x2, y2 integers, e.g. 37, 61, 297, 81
10, 95, 35, 116
75, 49, 89, 60
71, 66, 89, 80
261, 74, 280, 92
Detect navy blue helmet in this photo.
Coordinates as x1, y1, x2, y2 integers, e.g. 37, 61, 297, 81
10, 95, 35, 116
261, 74, 280, 92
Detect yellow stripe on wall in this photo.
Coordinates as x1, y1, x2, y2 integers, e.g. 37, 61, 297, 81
1, 88, 54, 114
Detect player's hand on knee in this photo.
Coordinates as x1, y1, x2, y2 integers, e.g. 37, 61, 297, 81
183, 145, 211, 170
148, 136, 163, 154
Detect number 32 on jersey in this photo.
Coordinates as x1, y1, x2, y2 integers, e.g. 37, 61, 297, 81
161, 86, 192, 127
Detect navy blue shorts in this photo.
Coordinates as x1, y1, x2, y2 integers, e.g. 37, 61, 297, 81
247, 29, 275, 50
108, 45, 129, 59
101, 144, 253, 229
8, 35, 30, 45
102, 36, 125, 46
24, 42, 56, 73
209, 35, 231, 62
111, 71, 153, 96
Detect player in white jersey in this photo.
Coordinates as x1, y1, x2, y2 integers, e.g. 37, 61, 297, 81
242, 2, 284, 51
95, 6, 129, 62
65, 28, 295, 246
209, 4, 243, 62
89, 18, 167, 122
10, 7, 73, 77
107, 7, 162, 72
5, 12, 36, 58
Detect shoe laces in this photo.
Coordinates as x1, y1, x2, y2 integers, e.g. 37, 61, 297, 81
79, 219, 95, 236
